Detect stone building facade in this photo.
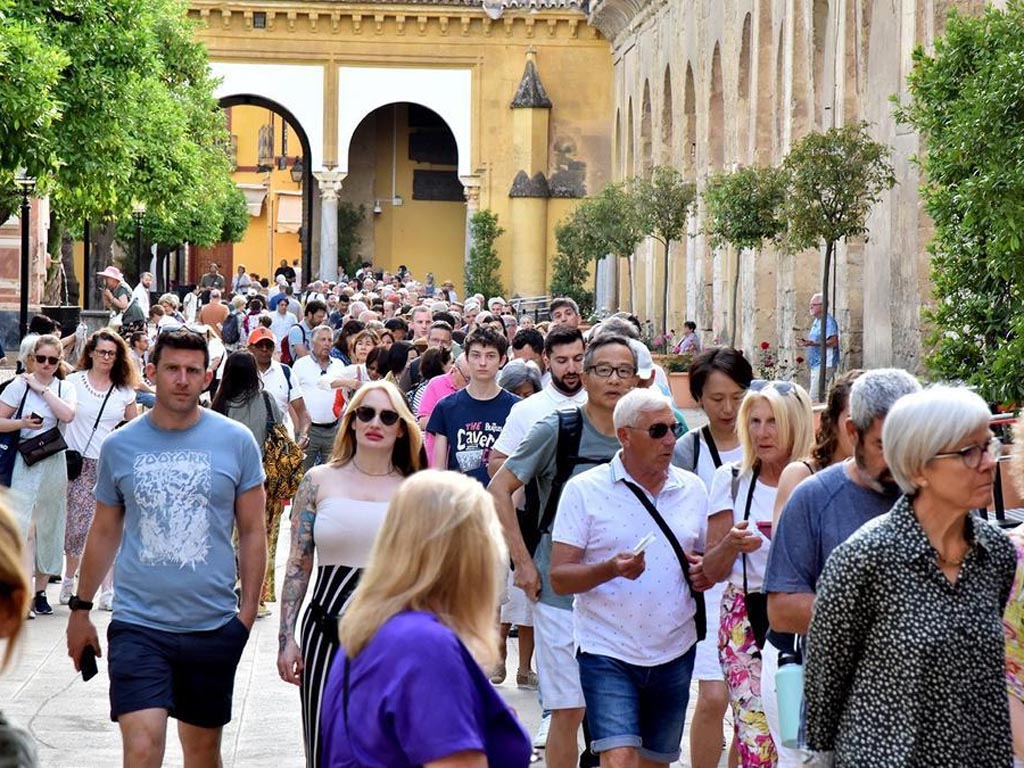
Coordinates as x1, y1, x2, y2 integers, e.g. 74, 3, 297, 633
589, 0, 991, 372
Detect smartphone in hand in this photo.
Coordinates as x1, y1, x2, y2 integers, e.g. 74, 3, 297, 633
80, 646, 98, 682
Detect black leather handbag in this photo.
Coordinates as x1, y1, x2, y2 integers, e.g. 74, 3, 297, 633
17, 426, 67, 467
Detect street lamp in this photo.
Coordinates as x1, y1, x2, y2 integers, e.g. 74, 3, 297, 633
290, 156, 304, 184
15, 169, 36, 340
132, 201, 146, 280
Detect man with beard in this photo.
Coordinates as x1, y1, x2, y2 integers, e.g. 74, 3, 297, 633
762, 367, 920, 766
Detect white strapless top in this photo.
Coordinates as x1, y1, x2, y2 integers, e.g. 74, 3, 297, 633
313, 498, 389, 568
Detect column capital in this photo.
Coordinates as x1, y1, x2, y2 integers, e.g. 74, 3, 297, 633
313, 169, 346, 201
461, 174, 482, 212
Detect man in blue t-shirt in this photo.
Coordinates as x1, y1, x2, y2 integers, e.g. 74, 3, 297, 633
799, 292, 839, 402
66, 328, 267, 766
427, 327, 519, 486
762, 368, 919, 766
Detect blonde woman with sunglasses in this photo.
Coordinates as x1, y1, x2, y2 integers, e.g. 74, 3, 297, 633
0, 334, 77, 618
278, 380, 426, 767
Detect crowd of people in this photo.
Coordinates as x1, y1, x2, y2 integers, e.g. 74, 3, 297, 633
2, 259, 1024, 768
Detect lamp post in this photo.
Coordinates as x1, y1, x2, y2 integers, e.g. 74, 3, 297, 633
132, 201, 146, 281
290, 156, 304, 185
15, 170, 36, 341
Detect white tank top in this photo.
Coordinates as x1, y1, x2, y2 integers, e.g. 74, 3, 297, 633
313, 497, 389, 568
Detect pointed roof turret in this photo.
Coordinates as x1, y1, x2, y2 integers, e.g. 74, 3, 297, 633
511, 47, 553, 109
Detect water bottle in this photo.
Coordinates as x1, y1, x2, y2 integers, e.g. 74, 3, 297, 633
775, 650, 804, 749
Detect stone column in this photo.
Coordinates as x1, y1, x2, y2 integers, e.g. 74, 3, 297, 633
314, 170, 344, 282
462, 176, 482, 267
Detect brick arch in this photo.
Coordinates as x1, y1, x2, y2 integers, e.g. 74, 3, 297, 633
684, 62, 697, 177
661, 65, 674, 165
640, 79, 654, 179
709, 43, 725, 171
626, 96, 635, 178
737, 11, 753, 162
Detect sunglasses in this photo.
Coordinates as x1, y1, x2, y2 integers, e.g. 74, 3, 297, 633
354, 406, 401, 427
749, 379, 796, 396
628, 422, 686, 440
34, 354, 60, 366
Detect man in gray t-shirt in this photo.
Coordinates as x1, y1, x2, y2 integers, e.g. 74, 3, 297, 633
66, 329, 267, 767
489, 335, 637, 768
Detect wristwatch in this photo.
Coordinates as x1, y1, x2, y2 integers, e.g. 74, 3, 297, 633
68, 596, 93, 612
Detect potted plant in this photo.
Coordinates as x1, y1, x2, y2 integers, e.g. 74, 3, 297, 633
658, 353, 696, 409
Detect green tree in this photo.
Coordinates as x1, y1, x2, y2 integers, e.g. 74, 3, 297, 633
896, 1, 1024, 404
633, 167, 696, 336
590, 182, 645, 313
551, 203, 600, 317
783, 122, 895, 395
337, 202, 367, 278
702, 165, 788, 344
465, 209, 506, 300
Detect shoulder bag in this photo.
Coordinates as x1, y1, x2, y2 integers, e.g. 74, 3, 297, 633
0, 389, 30, 487
66, 384, 115, 482
261, 392, 304, 500
622, 479, 707, 642
17, 381, 68, 468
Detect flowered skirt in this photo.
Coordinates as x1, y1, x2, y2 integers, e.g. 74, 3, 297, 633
65, 457, 100, 557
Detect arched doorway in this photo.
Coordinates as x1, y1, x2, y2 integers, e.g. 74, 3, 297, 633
340, 102, 466, 291
215, 94, 313, 286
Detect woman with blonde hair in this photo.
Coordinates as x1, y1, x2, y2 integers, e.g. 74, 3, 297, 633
0, 500, 35, 763
701, 380, 814, 767
278, 379, 425, 767
321, 470, 531, 767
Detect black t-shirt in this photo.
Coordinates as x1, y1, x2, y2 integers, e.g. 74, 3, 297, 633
274, 266, 296, 283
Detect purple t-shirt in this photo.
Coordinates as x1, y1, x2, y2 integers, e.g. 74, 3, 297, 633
320, 611, 531, 768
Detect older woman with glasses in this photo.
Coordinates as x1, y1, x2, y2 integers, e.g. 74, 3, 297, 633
0, 334, 77, 618
277, 380, 425, 767
61, 331, 139, 609
701, 379, 814, 767
805, 386, 1014, 767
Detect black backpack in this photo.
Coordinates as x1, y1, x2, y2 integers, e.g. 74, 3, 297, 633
221, 309, 241, 345
519, 407, 616, 556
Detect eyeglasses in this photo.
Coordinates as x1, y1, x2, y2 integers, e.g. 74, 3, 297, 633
34, 355, 59, 366
586, 364, 638, 379
627, 422, 686, 440
354, 406, 401, 427
933, 437, 1002, 470
93, 349, 117, 358
750, 379, 796, 396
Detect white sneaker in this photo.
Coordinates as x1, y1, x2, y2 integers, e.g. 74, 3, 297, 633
97, 588, 114, 612
532, 713, 551, 749
59, 578, 75, 606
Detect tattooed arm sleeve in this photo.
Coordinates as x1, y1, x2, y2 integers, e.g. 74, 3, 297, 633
278, 471, 318, 651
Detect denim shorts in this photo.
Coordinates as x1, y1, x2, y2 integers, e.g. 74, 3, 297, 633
107, 617, 250, 728
577, 646, 696, 763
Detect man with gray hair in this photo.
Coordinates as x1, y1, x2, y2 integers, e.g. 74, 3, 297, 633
291, 324, 346, 469
762, 367, 921, 766
549, 388, 708, 767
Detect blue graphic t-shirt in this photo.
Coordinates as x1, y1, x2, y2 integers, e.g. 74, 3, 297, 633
426, 388, 519, 486
94, 410, 265, 632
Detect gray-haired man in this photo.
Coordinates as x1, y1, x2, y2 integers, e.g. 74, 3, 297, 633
762, 367, 921, 766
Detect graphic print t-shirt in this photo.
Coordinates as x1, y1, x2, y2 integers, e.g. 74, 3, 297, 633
426, 388, 519, 486
94, 410, 265, 632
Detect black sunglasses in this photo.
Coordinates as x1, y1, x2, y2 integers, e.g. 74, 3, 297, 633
34, 354, 60, 366
627, 422, 686, 440
354, 406, 400, 426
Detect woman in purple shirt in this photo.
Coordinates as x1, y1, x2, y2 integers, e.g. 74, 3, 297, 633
320, 470, 531, 768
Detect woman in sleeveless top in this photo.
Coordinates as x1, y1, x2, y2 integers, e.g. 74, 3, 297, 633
277, 380, 425, 767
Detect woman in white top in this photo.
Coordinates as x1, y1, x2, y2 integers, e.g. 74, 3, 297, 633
62, 330, 139, 608
672, 347, 753, 768
277, 380, 425, 768
702, 379, 813, 768
0, 335, 77, 617
323, 329, 380, 412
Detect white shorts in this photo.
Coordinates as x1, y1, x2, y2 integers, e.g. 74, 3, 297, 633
533, 602, 585, 710
692, 581, 726, 681
500, 570, 534, 627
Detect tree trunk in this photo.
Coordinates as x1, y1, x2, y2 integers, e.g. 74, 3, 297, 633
818, 239, 834, 399
729, 246, 742, 347
626, 254, 635, 314
661, 238, 671, 338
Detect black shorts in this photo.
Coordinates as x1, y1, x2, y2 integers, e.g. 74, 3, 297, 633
107, 617, 250, 728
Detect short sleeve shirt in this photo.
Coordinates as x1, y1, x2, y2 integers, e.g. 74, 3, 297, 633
93, 410, 265, 632
708, 464, 776, 590
0, 376, 76, 439
426, 389, 519, 486
807, 314, 839, 368
491, 385, 588, 458
64, 373, 135, 458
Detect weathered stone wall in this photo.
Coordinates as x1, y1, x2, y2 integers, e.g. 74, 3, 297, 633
592, 0, 985, 375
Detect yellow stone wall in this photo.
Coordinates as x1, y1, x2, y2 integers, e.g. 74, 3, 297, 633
190, 2, 613, 295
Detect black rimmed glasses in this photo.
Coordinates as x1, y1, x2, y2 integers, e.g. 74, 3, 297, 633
933, 437, 1002, 470
586, 364, 638, 379
93, 349, 117, 358
354, 406, 401, 427
750, 379, 796, 396
627, 422, 686, 440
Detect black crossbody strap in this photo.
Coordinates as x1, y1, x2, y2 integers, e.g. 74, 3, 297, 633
81, 385, 115, 457
701, 425, 723, 468
623, 480, 706, 642
741, 465, 761, 596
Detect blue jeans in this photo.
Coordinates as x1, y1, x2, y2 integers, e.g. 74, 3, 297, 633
577, 646, 696, 764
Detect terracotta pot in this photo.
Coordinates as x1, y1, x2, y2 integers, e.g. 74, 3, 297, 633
668, 372, 698, 409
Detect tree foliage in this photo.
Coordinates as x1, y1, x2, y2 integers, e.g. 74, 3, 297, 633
551, 204, 599, 317
896, 1, 1024, 404
465, 209, 506, 300
782, 122, 895, 394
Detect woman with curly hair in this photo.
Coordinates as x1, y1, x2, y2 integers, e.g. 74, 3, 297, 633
61, 331, 139, 609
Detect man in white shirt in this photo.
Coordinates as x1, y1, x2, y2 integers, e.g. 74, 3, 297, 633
131, 273, 152, 318
269, 297, 298, 344
550, 388, 709, 768
291, 325, 345, 470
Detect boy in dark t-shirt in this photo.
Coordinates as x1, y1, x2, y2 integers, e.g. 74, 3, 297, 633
427, 327, 519, 486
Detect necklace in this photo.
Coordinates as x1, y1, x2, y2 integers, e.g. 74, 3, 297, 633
936, 546, 973, 567
352, 458, 394, 477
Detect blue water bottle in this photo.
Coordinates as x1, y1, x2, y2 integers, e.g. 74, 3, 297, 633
775, 650, 804, 749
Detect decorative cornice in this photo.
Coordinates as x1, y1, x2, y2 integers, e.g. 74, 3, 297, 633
509, 170, 550, 198
587, 0, 666, 41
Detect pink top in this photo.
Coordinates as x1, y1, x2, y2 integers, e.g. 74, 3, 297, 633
417, 372, 459, 466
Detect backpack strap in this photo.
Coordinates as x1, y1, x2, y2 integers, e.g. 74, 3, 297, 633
261, 391, 276, 434
701, 425, 723, 468
281, 363, 292, 397
691, 430, 701, 470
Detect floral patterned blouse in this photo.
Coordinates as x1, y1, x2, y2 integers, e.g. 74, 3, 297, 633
1004, 526, 1024, 703
804, 495, 1016, 767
